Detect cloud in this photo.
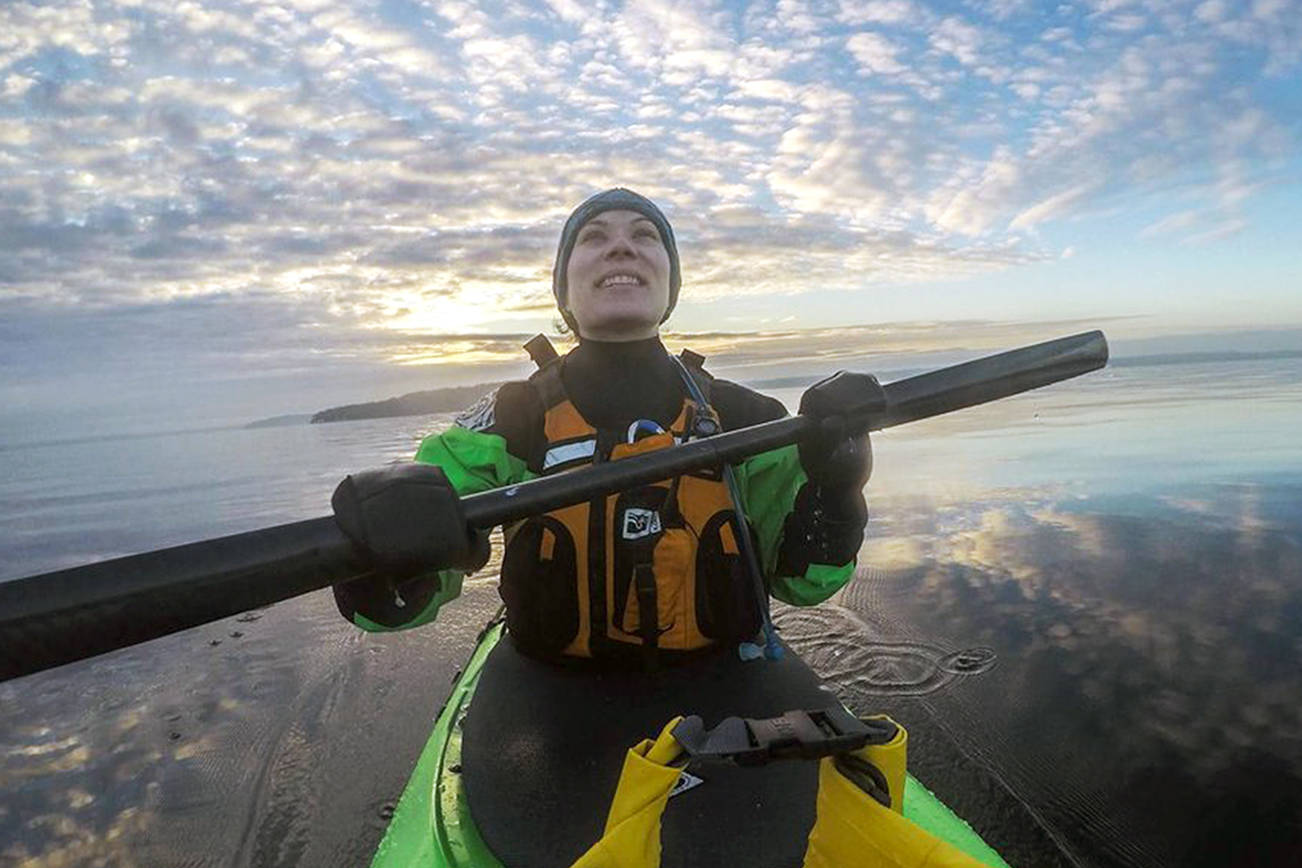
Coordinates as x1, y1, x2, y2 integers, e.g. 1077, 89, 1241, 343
1009, 182, 1100, 231
1105, 13, 1148, 33
836, 0, 924, 26
1182, 218, 1248, 246
1140, 209, 1201, 239
929, 16, 987, 66
928, 146, 1023, 236
846, 31, 907, 75
1, 0, 1297, 424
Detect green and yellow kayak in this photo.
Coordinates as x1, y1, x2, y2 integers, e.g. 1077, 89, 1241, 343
371, 621, 1010, 868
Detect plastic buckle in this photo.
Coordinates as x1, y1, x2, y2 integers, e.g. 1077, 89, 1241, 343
671, 707, 896, 767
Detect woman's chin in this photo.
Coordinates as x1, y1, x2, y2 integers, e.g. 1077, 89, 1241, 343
578, 309, 662, 339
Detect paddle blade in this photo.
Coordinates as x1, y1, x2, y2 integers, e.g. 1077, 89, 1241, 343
875, 330, 1108, 430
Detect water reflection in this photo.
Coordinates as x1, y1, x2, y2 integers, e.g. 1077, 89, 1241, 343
0, 584, 502, 868
5, 357, 1302, 866
781, 485, 1302, 867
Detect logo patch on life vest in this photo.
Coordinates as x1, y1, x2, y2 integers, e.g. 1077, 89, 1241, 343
621, 508, 662, 540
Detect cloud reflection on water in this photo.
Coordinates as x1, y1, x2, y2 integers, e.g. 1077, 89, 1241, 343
789, 484, 1302, 866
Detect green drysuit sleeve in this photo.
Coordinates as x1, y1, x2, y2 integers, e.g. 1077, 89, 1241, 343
413, 426, 536, 496
735, 444, 860, 607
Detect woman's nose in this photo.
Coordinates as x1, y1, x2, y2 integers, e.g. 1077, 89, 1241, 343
604, 234, 636, 258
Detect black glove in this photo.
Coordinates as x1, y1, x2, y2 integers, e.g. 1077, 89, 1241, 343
798, 372, 878, 497
798, 422, 872, 495
332, 462, 489, 578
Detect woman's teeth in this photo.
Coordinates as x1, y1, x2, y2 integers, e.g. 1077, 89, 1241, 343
599, 274, 642, 288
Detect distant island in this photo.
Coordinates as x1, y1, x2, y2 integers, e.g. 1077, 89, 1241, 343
242, 347, 1302, 428
308, 382, 503, 424
245, 413, 315, 429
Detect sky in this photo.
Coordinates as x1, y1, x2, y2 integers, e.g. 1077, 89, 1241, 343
2, 0, 1301, 434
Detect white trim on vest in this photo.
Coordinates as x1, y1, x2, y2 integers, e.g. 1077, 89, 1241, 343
543, 439, 597, 470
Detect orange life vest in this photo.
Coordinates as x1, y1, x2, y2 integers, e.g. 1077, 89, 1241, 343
499, 351, 762, 664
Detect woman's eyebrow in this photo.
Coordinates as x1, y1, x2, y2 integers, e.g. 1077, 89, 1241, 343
582, 217, 655, 229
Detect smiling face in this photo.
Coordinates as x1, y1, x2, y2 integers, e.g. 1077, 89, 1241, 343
564, 209, 673, 341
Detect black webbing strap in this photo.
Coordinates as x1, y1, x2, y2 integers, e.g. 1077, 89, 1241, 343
670, 353, 777, 659
634, 564, 659, 672
524, 335, 568, 414
677, 348, 714, 408
527, 357, 566, 413
679, 347, 707, 371
525, 333, 560, 368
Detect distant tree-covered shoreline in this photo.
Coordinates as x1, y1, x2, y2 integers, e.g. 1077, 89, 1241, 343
309, 383, 502, 424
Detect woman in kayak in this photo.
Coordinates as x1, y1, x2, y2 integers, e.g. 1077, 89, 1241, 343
330, 188, 870, 667
327, 190, 1019, 868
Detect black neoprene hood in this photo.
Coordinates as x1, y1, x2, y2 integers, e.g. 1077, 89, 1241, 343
551, 188, 682, 330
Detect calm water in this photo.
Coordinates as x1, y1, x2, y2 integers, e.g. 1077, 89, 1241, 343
3, 356, 1301, 867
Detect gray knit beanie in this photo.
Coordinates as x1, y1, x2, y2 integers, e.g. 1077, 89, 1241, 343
552, 188, 681, 333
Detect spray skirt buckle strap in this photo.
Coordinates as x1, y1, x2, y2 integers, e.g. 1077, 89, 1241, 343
670, 706, 897, 767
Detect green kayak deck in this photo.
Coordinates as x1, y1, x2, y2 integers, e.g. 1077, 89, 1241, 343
372, 623, 1009, 868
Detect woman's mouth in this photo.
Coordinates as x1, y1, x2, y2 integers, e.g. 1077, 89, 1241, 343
597, 272, 644, 288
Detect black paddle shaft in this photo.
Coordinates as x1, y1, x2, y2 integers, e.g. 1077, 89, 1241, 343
0, 330, 1107, 682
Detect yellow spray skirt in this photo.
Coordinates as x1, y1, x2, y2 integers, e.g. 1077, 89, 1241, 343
570, 715, 990, 868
